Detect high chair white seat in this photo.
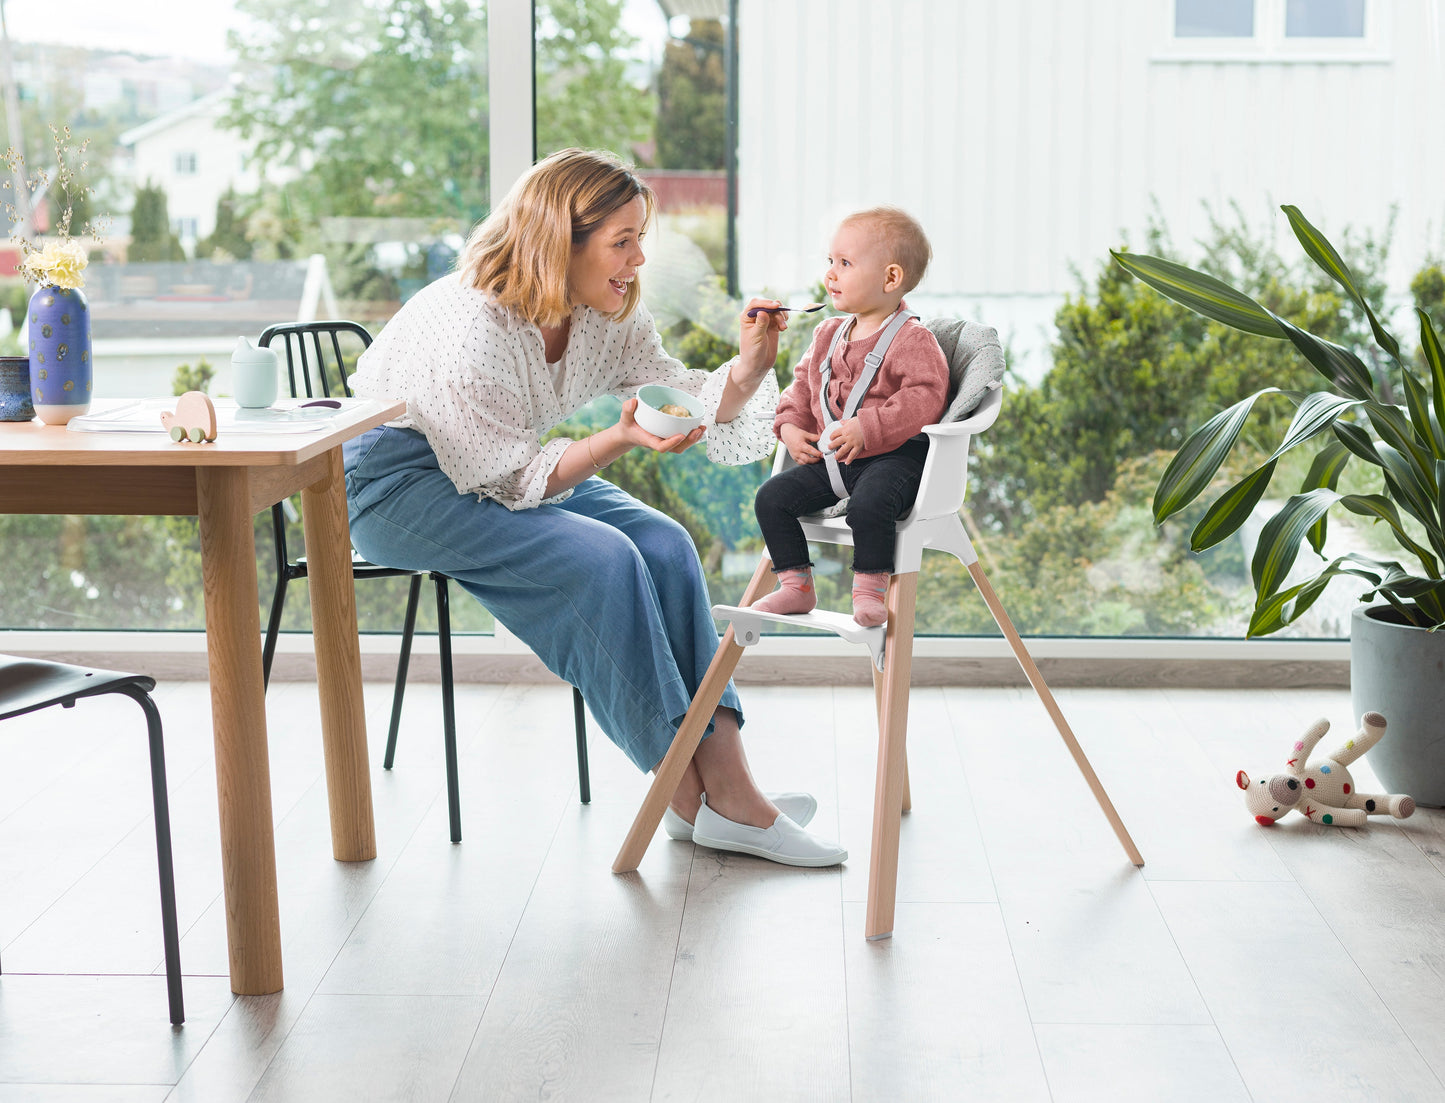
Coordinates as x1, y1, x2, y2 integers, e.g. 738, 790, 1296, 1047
613, 319, 1143, 940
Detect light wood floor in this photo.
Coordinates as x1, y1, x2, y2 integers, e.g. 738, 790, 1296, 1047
1, 677, 1443, 1102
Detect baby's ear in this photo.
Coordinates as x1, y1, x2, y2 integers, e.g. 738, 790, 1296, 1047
884, 263, 904, 292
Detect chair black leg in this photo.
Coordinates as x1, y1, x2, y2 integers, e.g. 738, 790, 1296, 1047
123, 686, 184, 1026
572, 686, 591, 804
262, 504, 292, 690
261, 573, 289, 690
384, 574, 423, 770
434, 575, 461, 843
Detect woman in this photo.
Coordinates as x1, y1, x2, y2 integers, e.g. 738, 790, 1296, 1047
344, 148, 846, 867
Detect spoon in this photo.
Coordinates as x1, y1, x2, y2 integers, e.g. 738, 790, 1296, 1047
746, 302, 826, 318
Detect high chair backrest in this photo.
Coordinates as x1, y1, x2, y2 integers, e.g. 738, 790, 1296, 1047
769, 316, 1005, 523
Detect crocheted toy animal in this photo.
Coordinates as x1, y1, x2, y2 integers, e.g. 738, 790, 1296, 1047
1236, 712, 1415, 827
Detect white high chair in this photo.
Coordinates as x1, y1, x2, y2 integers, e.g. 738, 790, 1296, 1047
612, 320, 1143, 940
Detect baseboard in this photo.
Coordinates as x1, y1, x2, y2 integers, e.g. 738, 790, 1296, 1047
0, 631, 1351, 688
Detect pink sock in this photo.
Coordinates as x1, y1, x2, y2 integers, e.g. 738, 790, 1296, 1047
753, 567, 816, 615
852, 571, 889, 627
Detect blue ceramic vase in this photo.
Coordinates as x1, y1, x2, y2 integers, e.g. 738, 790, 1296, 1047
0, 355, 33, 421
28, 283, 91, 424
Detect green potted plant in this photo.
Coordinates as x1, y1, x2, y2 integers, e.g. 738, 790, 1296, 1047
1112, 206, 1445, 804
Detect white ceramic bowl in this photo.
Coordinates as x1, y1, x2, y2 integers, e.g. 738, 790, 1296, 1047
634, 384, 703, 438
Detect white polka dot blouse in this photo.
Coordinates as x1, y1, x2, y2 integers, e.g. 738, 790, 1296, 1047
348, 274, 780, 510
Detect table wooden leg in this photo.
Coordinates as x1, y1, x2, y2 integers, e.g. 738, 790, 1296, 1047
301, 448, 376, 863
196, 467, 283, 994
865, 571, 917, 941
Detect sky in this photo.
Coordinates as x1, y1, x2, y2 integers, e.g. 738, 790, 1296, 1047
1, 0, 671, 66
2, 0, 242, 62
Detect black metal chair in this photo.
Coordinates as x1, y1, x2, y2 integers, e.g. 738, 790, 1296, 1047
257, 321, 592, 843
0, 656, 184, 1024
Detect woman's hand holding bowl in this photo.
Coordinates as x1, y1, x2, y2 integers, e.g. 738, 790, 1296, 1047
621, 395, 706, 454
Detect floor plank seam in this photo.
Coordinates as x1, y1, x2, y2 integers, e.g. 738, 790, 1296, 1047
649, 842, 698, 1103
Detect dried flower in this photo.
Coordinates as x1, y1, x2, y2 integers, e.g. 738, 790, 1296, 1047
3, 123, 111, 289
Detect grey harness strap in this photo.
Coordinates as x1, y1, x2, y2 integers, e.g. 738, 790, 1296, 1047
817, 308, 919, 498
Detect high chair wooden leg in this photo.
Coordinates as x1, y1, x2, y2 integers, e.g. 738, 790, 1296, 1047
865, 571, 918, 940
966, 561, 1145, 868
612, 558, 776, 874
872, 664, 910, 813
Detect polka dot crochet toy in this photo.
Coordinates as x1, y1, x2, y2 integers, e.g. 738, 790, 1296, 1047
1236, 712, 1415, 827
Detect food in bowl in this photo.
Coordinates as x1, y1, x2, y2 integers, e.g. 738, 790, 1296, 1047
634, 384, 704, 438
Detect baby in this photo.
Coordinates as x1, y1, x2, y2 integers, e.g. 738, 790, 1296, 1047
752, 207, 950, 626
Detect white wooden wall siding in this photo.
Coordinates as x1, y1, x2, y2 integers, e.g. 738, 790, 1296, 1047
738, 0, 1444, 302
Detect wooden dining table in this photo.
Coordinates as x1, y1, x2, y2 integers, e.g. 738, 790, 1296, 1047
0, 397, 404, 995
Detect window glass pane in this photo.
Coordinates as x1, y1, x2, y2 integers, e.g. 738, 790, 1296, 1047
0, 0, 493, 634
1175, 0, 1255, 37
534, 1, 771, 616
1286, 0, 1366, 37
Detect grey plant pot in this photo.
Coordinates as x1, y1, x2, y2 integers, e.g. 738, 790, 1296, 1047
1350, 604, 1445, 807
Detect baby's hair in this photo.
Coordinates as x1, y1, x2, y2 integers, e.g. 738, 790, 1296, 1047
840, 206, 932, 294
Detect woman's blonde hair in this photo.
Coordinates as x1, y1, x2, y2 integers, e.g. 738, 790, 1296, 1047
457, 148, 655, 327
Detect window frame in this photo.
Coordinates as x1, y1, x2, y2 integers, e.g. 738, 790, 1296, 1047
1158, 0, 1388, 62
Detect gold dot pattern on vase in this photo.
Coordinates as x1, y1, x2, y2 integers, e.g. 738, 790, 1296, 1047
63, 380, 73, 391
42, 324, 52, 338
81, 350, 88, 362
29, 312, 36, 323
38, 368, 47, 380
35, 352, 44, 364
86, 380, 91, 390
57, 343, 67, 360
60, 313, 70, 325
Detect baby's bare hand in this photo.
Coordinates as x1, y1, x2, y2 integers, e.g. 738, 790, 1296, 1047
780, 423, 822, 464
827, 418, 866, 463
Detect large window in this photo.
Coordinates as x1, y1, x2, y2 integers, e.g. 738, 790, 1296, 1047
4, 0, 1437, 648
0, 0, 492, 633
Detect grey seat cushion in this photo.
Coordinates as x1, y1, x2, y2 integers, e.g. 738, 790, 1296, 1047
925, 317, 1005, 423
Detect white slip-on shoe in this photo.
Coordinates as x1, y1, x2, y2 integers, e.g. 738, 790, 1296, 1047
691, 794, 847, 868
662, 791, 818, 841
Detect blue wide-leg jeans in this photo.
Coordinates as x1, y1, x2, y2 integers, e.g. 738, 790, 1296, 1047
343, 425, 742, 772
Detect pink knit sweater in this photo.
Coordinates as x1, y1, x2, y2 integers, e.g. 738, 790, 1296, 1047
773, 306, 950, 458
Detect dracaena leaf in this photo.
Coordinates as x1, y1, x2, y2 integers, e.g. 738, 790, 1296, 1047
1420, 308, 1445, 438
1270, 311, 1376, 400
1302, 440, 1350, 554
1401, 367, 1444, 460
1250, 488, 1340, 600
1268, 392, 1361, 461
1338, 494, 1440, 576
1190, 461, 1276, 551
1244, 551, 1430, 636
1375, 443, 1441, 539
1283, 205, 1402, 363
1111, 250, 1285, 339
1153, 389, 1281, 523
1366, 402, 1436, 476
1332, 419, 1383, 466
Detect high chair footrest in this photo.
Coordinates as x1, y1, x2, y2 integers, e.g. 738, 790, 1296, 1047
712, 604, 886, 672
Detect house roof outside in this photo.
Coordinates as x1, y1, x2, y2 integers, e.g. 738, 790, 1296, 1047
116, 88, 230, 148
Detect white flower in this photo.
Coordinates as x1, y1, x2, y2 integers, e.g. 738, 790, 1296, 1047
21, 239, 87, 290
